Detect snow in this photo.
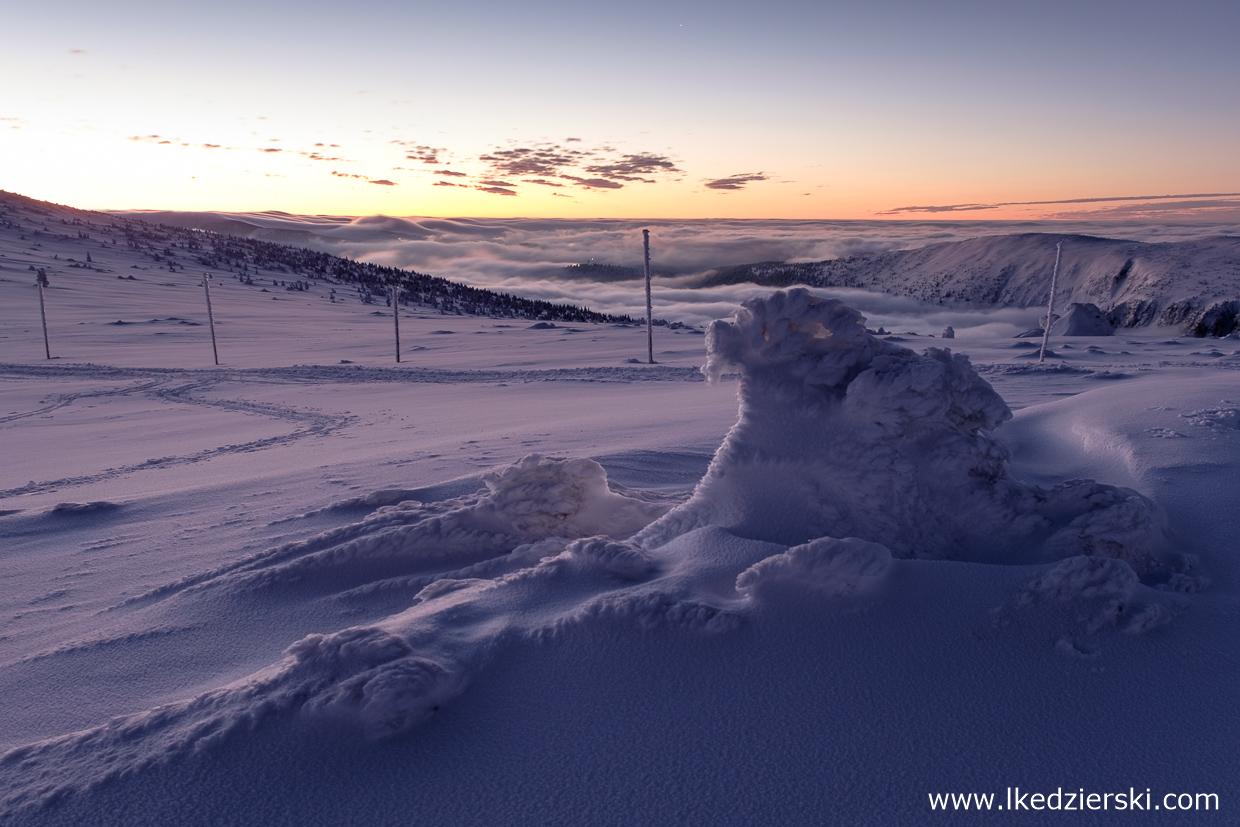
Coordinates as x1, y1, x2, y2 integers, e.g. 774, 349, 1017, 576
105, 206, 1240, 333
1050, 302, 1115, 336
3, 195, 1240, 825
639, 290, 1181, 584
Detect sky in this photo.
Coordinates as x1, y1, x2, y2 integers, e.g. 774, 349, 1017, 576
4, 0, 1240, 220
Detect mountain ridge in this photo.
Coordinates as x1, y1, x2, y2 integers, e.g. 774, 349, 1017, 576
696, 232, 1240, 335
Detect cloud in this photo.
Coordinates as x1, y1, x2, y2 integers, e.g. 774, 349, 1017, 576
878, 192, 1240, 216
476, 186, 518, 196
331, 172, 398, 186
1047, 198, 1240, 222
524, 179, 564, 187
433, 181, 459, 187
704, 173, 768, 191
481, 145, 588, 178
562, 176, 624, 190
477, 179, 517, 187
434, 170, 468, 177
392, 141, 447, 164
476, 142, 681, 194
584, 153, 680, 183
126, 130, 350, 158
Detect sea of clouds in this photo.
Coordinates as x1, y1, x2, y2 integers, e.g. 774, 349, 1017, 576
129, 210, 1240, 333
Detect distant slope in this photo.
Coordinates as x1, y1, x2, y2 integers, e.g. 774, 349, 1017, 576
699, 233, 1240, 335
0, 191, 635, 325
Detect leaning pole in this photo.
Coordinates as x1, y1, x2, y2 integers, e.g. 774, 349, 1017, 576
203, 273, 220, 366
37, 271, 51, 359
1038, 242, 1062, 363
643, 229, 654, 364
392, 283, 402, 363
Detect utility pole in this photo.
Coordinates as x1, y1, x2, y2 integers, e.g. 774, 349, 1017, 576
644, 229, 654, 364
1039, 242, 1062, 363
203, 273, 220, 365
392, 283, 401, 363
36, 270, 51, 359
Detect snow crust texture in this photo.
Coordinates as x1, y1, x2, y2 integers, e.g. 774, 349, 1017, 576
639, 289, 1182, 580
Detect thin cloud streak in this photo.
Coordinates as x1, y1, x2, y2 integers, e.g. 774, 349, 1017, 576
879, 192, 1240, 215
704, 173, 769, 191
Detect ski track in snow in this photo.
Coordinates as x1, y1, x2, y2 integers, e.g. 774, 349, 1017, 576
0, 363, 704, 498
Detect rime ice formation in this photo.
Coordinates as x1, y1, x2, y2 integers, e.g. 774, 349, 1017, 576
637, 289, 1181, 579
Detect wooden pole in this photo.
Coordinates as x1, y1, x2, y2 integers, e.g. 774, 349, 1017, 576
37, 273, 50, 359
392, 283, 401, 363
1039, 242, 1062, 363
643, 229, 654, 364
203, 273, 220, 365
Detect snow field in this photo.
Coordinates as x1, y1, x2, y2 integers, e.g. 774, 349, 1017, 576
3, 201, 1240, 824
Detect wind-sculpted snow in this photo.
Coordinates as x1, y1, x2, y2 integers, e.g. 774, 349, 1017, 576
736, 537, 893, 597
0, 456, 704, 809
638, 289, 1183, 580
123, 455, 673, 603
0, 620, 477, 808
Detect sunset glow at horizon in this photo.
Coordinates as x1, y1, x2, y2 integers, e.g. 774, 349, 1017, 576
5, 0, 1239, 222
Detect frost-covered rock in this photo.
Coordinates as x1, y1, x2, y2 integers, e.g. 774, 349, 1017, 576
638, 289, 1179, 577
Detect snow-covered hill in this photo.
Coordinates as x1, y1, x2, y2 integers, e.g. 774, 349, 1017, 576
0, 191, 635, 325
703, 233, 1240, 335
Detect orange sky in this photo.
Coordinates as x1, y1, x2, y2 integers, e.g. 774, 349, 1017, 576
4, 1, 1239, 221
